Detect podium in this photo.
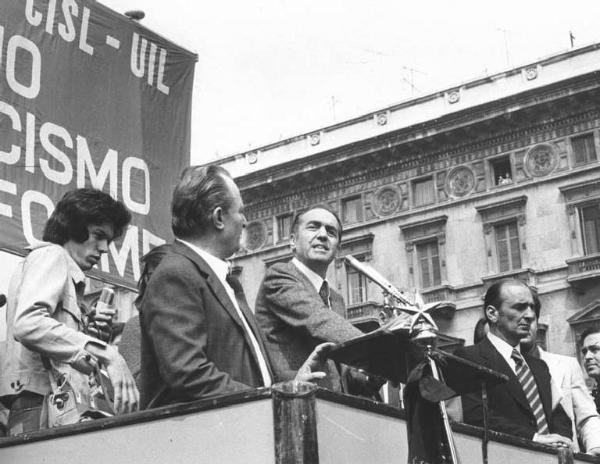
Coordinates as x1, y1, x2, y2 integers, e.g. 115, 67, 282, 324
328, 330, 507, 391
328, 330, 509, 463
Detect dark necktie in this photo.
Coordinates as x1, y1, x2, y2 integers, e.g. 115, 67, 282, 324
225, 274, 254, 322
319, 281, 330, 307
511, 349, 549, 434
593, 386, 600, 413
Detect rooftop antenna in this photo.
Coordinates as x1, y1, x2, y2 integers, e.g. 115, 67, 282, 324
400, 65, 426, 96
496, 27, 511, 68
331, 95, 337, 122
569, 31, 576, 48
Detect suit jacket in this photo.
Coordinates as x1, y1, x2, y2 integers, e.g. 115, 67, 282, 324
254, 260, 363, 391
540, 348, 600, 452
139, 241, 272, 408
454, 337, 572, 440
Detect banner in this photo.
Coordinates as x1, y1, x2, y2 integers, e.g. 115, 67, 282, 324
0, 0, 196, 288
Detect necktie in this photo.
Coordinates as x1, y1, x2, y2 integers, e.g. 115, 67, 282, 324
511, 349, 549, 434
319, 281, 330, 307
593, 386, 600, 413
225, 273, 272, 386
225, 274, 254, 321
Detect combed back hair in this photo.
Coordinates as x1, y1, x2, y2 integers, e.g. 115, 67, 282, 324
171, 165, 233, 239
483, 278, 534, 321
43, 188, 131, 245
581, 326, 600, 345
290, 205, 343, 241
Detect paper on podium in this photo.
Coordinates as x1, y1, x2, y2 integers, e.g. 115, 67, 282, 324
328, 325, 507, 394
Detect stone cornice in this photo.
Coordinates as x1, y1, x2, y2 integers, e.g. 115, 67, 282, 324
244, 106, 600, 215
236, 74, 600, 193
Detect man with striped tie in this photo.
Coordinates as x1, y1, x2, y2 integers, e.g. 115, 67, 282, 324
455, 279, 573, 448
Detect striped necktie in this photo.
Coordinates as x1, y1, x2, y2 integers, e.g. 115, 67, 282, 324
511, 349, 549, 434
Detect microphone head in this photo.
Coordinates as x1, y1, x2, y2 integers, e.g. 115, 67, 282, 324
0, 294, 6, 307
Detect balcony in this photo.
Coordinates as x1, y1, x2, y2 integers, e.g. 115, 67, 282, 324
420, 285, 457, 319
346, 301, 393, 333
567, 253, 600, 284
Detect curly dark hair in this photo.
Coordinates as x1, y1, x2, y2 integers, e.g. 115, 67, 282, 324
43, 188, 131, 244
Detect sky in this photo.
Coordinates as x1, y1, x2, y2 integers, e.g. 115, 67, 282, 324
99, 0, 600, 166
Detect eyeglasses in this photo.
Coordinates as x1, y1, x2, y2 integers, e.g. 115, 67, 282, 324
581, 344, 600, 356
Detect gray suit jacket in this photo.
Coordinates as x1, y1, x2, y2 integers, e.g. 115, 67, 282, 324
255, 260, 363, 391
139, 241, 272, 408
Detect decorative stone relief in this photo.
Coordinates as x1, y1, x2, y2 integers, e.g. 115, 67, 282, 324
375, 112, 388, 126
309, 132, 320, 146
524, 66, 538, 80
244, 221, 267, 251
245, 152, 258, 165
447, 90, 460, 104
524, 143, 558, 177
445, 165, 475, 198
373, 186, 402, 216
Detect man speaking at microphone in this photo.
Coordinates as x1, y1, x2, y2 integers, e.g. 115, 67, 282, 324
255, 206, 383, 397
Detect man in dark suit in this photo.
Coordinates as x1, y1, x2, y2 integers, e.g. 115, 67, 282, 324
455, 279, 572, 448
139, 166, 329, 408
255, 206, 381, 396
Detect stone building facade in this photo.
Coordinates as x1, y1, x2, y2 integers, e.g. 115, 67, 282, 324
215, 44, 600, 360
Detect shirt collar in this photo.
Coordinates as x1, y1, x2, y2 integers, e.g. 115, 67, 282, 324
487, 331, 521, 360
292, 257, 326, 292
177, 239, 230, 281
30, 241, 86, 285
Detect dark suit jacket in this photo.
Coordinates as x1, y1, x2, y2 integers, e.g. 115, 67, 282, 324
455, 337, 572, 440
255, 260, 364, 391
139, 241, 272, 408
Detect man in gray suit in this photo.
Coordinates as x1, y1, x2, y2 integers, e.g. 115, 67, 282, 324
255, 206, 381, 395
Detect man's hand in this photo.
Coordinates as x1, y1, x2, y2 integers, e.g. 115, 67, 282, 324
295, 342, 335, 383
104, 347, 140, 414
85, 344, 139, 414
533, 433, 573, 449
86, 305, 117, 342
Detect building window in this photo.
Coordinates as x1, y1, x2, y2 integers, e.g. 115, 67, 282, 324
572, 133, 597, 165
346, 256, 368, 305
476, 196, 527, 276
494, 221, 521, 272
490, 156, 513, 186
400, 215, 448, 290
416, 240, 441, 288
342, 195, 363, 224
276, 213, 293, 242
412, 177, 435, 206
580, 204, 600, 255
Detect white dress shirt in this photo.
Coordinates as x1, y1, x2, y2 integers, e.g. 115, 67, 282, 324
178, 239, 272, 387
292, 258, 330, 307
487, 331, 522, 374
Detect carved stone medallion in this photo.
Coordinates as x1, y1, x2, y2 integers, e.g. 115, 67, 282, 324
373, 186, 402, 216
244, 221, 267, 251
445, 165, 475, 198
525, 143, 558, 177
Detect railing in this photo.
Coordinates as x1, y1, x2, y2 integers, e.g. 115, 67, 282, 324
567, 253, 600, 283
